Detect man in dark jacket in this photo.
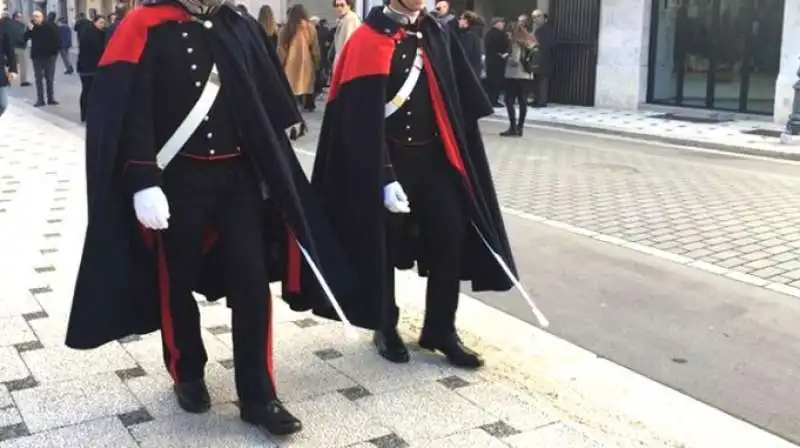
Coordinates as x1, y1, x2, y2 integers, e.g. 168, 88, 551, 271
104, 6, 126, 43
5, 12, 30, 86
73, 12, 90, 38
66, 0, 354, 436
24, 10, 60, 106
1, 20, 19, 117
483, 17, 507, 107
298, 2, 519, 369
531, 10, 554, 107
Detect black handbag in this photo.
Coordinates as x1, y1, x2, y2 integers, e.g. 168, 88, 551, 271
521, 46, 541, 74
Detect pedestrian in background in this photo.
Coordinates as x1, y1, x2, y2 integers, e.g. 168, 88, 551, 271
278, 4, 319, 118
257, 4, 278, 48
500, 19, 535, 137
331, 0, 359, 69
1, 17, 19, 117
483, 17, 508, 107
6, 12, 30, 86
24, 10, 60, 107
456, 11, 484, 78
57, 17, 74, 74
76, 15, 106, 122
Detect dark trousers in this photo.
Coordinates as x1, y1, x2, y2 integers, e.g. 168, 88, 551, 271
504, 78, 531, 128
485, 67, 504, 104
159, 156, 277, 404
533, 74, 549, 105
79, 75, 94, 122
383, 142, 466, 340
32, 56, 56, 103
296, 94, 315, 111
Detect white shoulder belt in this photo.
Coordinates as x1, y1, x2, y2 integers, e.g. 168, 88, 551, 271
384, 43, 424, 118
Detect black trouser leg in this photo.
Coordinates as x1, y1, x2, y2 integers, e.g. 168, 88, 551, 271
381, 214, 401, 331
389, 145, 466, 339
79, 75, 93, 122
503, 82, 517, 128
213, 162, 277, 404
416, 166, 465, 340
32, 59, 45, 103
534, 74, 549, 105
160, 160, 224, 382
44, 56, 56, 102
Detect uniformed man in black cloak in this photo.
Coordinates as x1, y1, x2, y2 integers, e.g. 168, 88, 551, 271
298, 0, 518, 368
64, 0, 353, 436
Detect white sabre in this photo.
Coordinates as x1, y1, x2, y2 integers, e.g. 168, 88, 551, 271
156, 64, 221, 170
384, 47, 424, 118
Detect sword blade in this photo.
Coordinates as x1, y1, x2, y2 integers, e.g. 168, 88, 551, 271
472, 223, 550, 328
297, 243, 360, 340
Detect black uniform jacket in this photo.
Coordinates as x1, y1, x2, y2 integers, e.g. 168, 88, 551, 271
295, 7, 517, 330
66, 3, 354, 349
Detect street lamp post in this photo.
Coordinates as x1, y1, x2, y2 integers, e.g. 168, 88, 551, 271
781, 57, 800, 144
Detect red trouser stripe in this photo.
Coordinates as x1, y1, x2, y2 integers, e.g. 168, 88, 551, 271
157, 234, 180, 381
286, 227, 301, 293
266, 293, 276, 391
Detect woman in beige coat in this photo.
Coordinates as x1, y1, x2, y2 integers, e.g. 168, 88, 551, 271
278, 4, 320, 113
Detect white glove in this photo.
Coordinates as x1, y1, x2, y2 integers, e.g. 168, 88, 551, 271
133, 186, 170, 230
383, 181, 410, 214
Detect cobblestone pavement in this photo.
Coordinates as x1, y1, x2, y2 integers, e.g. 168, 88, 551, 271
475, 125, 800, 290
0, 103, 632, 447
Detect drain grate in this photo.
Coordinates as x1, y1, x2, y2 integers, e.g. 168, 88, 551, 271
649, 113, 733, 124
741, 128, 783, 138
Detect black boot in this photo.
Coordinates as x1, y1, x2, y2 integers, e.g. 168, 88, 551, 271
419, 333, 484, 369
174, 380, 211, 413
241, 400, 303, 436
516, 124, 524, 136
499, 125, 518, 137
373, 329, 409, 364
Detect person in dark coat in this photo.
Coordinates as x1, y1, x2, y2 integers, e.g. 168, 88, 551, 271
65, 0, 354, 436
57, 17, 74, 74
73, 12, 90, 38
24, 10, 60, 106
455, 11, 483, 78
1, 21, 19, 117
76, 15, 106, 122
294, 2, 518, 369
483, 17, 508, 107
531, 10, 554, 107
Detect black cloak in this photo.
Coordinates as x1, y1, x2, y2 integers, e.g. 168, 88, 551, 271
287, 8, 518, 330
65, 3, 353, 349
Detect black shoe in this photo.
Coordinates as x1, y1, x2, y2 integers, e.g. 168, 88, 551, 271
241, 400, 303, 436
174, 380, 211, 414
373, 329, 409, 364
499, 127, 518, 137
33, 101, 45, 107
65, 69, 74, 75
490, 102, 503, 108
419, 334, 484, 369
47, 99, 59, 106
531, 103, 547, 108
516, 125, 524, 137
20, 82, 31, 87
298, 123, 308, 137
289, 127, 298, 141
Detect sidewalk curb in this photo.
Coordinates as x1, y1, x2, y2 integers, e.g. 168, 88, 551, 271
482, 115, 800, 162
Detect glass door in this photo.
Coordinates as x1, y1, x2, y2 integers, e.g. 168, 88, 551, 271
647, 0, 784, 114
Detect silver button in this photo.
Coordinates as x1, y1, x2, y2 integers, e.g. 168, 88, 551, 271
191, 64, 197, 70
404, 68, 409, 73
195, 81, 202, 87
181, 32, 188, 38
406, 111, 412, 116
236, 146, 241, 152
206, 133, 213, 139
384, 28, 391, 33
187, 48, 194, 54
209, 149, 215, 155
203, 20, 213, 29
203, 115, 209, 121
407, 137, 412, 142
402, 54, 407, 59
405, 125, 411, 130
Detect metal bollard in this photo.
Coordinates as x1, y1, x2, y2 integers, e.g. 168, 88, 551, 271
780, 57, 800, 144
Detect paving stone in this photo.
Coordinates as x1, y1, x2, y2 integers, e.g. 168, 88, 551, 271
368, 433, 408, 448
0, 317, 37, 347
0, 348, 30, 384
456, 382, 558, 432
423, 429, 509, 448
357, 382, 494, 443
20, 342, 137, 383
326, 350, 453, 395
127, 404, 276, 447
281, 393, 390, 447
12, 373, 141, 433
504, 422, 606, 448
0, 418, 138, 448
